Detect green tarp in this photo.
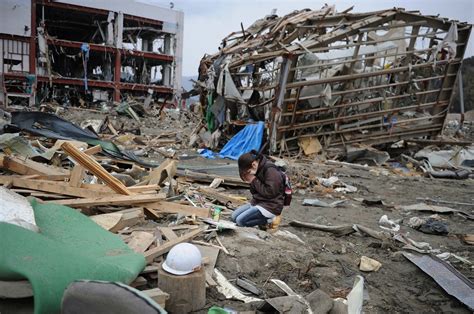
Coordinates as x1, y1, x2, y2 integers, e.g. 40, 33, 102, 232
0, 199, 146, 314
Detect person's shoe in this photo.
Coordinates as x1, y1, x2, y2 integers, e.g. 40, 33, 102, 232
267, 215, 281, 233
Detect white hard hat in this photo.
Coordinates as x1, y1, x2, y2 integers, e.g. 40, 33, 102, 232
162, 243, 202, 276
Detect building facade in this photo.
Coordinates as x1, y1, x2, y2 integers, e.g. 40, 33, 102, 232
0, 0, 184, 107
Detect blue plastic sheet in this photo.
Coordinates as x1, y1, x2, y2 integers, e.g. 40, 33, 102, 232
200, 121, 264, 160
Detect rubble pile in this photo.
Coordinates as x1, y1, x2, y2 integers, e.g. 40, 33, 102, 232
0, 108, 472, 313
196, 6, 471, 155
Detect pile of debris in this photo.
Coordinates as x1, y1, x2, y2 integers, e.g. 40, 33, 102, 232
195, 6, 471, 155
0, 107, 473, 313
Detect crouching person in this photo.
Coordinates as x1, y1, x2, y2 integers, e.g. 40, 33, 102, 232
231, 150, 285, 228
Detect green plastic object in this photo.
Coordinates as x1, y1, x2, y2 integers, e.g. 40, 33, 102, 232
0, 199, 146, 314
208, 306, 231, 314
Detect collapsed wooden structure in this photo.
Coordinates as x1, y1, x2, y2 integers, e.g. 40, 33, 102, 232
198, 6, 472, 154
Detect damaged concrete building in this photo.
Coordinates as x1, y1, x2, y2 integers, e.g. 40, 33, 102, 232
0, 0, 184, 107
198, 7, 472, 154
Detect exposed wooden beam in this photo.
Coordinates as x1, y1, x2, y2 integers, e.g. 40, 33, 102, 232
49, 193, 166, 207
144, 227, 206, 263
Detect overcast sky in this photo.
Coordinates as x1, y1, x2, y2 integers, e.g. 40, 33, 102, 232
152, 0, 474, 76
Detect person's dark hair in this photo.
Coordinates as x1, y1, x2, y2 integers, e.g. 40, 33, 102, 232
238, 149, 260, 179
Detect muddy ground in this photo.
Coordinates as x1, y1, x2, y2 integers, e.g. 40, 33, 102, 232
206, 160, 473, 313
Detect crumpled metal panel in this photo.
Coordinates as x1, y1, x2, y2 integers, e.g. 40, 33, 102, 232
403, 252, 474, 310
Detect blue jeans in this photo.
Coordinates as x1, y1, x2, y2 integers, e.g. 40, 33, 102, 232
231, 203, 268, 227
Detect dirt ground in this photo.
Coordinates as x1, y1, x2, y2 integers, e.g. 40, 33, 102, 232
206, 161, 473, 313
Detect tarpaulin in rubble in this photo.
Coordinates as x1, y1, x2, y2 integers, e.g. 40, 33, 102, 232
0, 197, 145, 314
200, 121, 264, 160
7, 111, 156, 166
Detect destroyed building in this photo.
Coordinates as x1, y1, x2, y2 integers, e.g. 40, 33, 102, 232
0, 0, 184, 107
197, 7, 472, 154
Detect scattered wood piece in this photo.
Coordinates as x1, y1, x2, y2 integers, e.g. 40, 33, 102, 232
130, 276, 147, 288
127, 231, 155, 253
143, 288, 169, 308
289, 220, 355, 236
195, 244, 220, 275
84, 145, 102, 155
61, 142, 132, 195
145, 159, 177, 185
192, 240, 224, 253
178, 169, 248, 187
90, 208, 143, 232
325, 160, 371, 171
0, 177, 111, 198
160, 227, 178, 241
1, 154, 69, 176
459, 234, 474, 245
353, 224, 390, 241
69, 165, 86, 187
67, 145, 102, 187
141, 265, 159, 275
144, 201, 210, 218
206, 272, 217, 287
214, 269, 262, 303
144, 227, 206, 263
128, 184, 160, 192
209, 178, 224, 189
144, 207, 164, 221
48, 193, 166, 207
215, 235, 230, 255
198, 187, 246, 207
170, 225, 200, 231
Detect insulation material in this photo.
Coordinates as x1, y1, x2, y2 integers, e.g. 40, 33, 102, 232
0, 187, 38, 232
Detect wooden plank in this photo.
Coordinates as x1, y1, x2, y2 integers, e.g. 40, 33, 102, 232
80, 183, 115, 193
48, 193, 166, 207
1, 177, 112, 198
127, 231, 155, 253
143, 288, 169, 308
90, 213, 123, 231
91, 208, 144, 232
61, 142, 132, 195
84, 145, 102, 155
178, 169, 248, 187
67, 143, 101, 187
69, 165, 86, 187
144, 207, 164, 221
140, 265, 159, 275
198, 187, 246, 206
1, 154, 69, 176
144, 227, 206, 263
26, 174, 70, 181
140, 159, 177, 185
128, 184, 160, 192
159, 227, 178, 241
130, 276, 147, 288
144, 201, 210, 218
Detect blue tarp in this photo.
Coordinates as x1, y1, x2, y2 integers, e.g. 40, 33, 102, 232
200, 121, 264, 160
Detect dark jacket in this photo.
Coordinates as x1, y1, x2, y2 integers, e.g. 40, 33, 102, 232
249, 156, 285, 215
